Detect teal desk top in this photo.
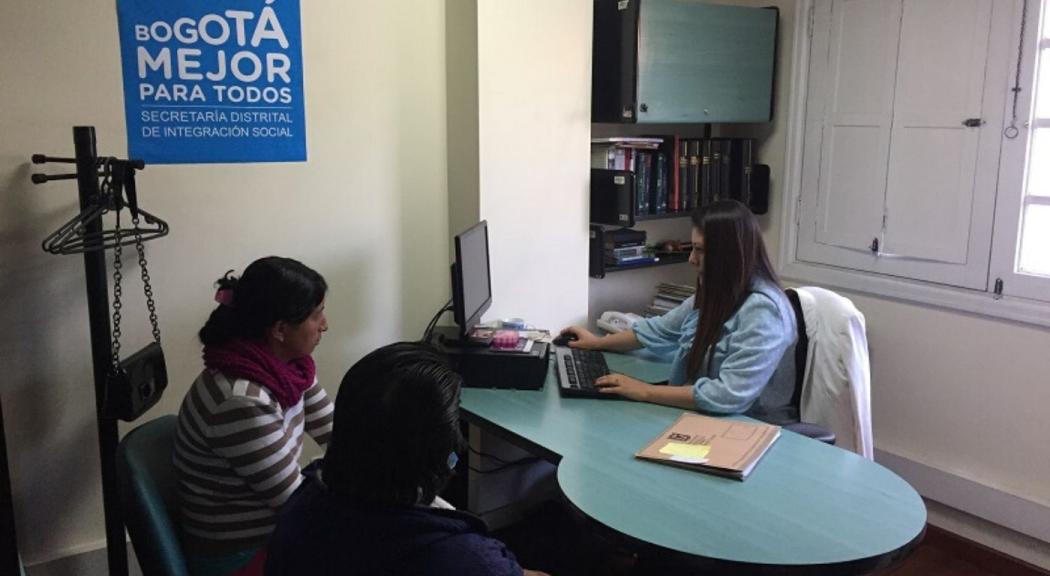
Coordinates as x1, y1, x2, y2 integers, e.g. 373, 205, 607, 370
460, 353, 926, 573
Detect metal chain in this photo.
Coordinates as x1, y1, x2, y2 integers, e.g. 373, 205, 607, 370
133, 214, 162, 344
106, 157, 163, 361
1006, 0, 1029, 139
108, 167, 124, 370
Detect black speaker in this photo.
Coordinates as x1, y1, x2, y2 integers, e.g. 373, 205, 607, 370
589, 225, 605, 278
749, 163, 771, 215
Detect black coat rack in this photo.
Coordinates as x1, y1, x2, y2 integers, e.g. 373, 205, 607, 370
32, 126, 169, 576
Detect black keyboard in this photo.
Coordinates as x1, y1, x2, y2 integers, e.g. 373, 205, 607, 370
555, 347, 616, 398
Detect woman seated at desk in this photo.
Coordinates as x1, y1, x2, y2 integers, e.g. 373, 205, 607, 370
265, 342, 548, 576
174, 256, 334, 576
561, 200, 798, 423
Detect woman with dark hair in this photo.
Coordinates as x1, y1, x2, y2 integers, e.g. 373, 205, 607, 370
265, 342, 548, 576
174, 256, 335, 576
561, 200, 798, 423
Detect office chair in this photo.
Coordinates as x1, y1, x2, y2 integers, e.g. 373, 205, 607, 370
116, 415, 190, 576
785, 287, 874, 459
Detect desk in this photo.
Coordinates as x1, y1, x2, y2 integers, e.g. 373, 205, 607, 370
460, 354, 926, 575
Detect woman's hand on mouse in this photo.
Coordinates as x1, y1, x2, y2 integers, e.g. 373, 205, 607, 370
559, 326, 602, 349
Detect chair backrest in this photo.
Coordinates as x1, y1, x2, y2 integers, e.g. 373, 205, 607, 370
117, 415, 189, 576
784, 288, 810, 416
789, 286, 874, 459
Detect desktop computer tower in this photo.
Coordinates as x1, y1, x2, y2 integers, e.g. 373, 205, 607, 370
433, 327, 549, 390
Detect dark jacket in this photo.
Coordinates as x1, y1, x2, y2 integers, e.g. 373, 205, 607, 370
265, 475, 523, 576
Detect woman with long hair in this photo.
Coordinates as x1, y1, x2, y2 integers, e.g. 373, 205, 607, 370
174, 256, 334, 576
561, 200, 797, 423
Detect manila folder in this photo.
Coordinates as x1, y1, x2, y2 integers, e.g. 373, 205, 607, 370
635, 413, 780, 480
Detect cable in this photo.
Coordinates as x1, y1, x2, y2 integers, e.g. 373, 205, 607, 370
465, 445, 543, 473
421, 299, 453, 343
467, 456, 542, 475
467, 444, 524, 465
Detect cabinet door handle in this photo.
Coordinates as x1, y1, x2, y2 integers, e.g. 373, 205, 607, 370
962, 118, 983, 127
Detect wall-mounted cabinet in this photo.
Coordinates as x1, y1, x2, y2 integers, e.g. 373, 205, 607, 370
592, 0, 779, 124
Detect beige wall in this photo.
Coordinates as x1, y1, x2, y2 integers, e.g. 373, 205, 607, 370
856, 293, 1050, 502
1, 0, 450, 564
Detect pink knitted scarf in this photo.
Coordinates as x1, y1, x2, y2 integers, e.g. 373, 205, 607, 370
203, 339, 316, 409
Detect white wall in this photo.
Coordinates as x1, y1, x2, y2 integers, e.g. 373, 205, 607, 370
475, 0, 592, 330
1, 0, 450, 565
752, 0, 1050, 567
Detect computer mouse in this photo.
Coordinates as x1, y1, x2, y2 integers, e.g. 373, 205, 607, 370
552, 333, 578, 347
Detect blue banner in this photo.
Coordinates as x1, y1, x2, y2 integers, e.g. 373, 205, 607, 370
117, 0, 306, 164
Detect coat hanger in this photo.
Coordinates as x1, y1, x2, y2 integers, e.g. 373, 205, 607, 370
38, 157, 168, 255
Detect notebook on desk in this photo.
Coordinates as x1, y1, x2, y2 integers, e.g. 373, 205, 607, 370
553, 346, 621, 399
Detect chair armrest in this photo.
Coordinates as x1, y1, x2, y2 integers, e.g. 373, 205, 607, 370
784, 422, 836, 446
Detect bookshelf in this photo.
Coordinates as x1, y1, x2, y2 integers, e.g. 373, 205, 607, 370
586, 0, 777, 324
635, 212, 691, 223
604, 253, 689, 274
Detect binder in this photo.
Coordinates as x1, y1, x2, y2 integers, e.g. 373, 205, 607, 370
636, 151, 652, 215
719, 139, 732, 202
653, 152, 667, 214
590, 169, 636, 227
647, 135, 680, 214
710, 140, 723, 203
688, 139, 702, 210
677, 139, 688, 212
700, 140, 714, 207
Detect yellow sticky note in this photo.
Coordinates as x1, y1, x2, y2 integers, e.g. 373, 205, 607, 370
659, 442, 710, 459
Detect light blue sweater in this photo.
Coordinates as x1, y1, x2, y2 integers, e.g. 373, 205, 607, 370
632, 277, 798, 424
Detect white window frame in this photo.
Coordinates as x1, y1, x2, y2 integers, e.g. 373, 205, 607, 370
779, 0, 1050, 328
991, 0, 1050, 301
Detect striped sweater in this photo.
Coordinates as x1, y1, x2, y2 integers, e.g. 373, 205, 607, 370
173, 368, 334, 555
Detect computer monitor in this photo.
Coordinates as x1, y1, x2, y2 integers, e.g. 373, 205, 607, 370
451, 220, 492, 338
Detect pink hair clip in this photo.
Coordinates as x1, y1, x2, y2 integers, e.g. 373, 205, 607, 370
214, 288, 235, 307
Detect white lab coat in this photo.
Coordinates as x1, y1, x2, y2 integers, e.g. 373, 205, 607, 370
794, 287, 874, 460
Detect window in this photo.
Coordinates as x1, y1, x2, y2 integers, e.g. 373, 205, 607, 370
785, 0, 1050, 324
991, 0, 1050, 302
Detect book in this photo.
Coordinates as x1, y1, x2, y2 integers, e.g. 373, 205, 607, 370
710, 140, 722, 203
719, 139, 732, 202
605, 227, 646, 246
736, 139, 755, 206
609, 245, 647, 259
701, 140, 714, 207
634, 412, 780, 480
608, 255, 658, 267
687, 139, 701, 209
591, 136, 664, 147
652, 152, 667, 214
636, 151, 652, 215
677, 139, 688, 212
